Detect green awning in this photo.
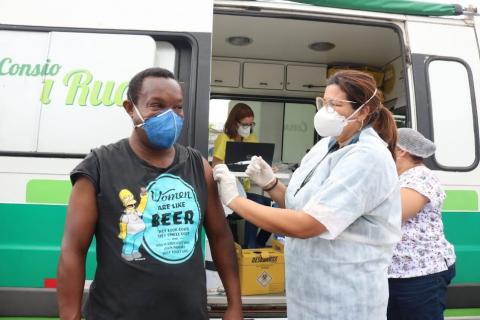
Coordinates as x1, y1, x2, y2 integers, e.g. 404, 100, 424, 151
289, 0, 464, 16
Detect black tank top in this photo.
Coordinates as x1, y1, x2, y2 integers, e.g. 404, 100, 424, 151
71, 139, 208, 319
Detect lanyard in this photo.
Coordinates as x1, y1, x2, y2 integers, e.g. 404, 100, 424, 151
294, 131, 361, 197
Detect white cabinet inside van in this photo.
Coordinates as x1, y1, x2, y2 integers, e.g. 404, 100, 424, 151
211, 60, 241, 87
243, 62, 284, 90
286, 64, 326, 91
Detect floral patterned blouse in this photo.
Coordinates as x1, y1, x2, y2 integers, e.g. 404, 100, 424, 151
388, 165, 456, 278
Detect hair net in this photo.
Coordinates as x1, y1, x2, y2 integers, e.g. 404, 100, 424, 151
397, 128, 436, 158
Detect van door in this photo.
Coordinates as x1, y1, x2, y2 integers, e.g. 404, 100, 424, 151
0, 0, 213, 316
407, 18, 480, 307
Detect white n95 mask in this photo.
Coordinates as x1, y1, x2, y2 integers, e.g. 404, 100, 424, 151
237, 125, 251, 138
314, 107, 352, 137
314, 89, 377, 137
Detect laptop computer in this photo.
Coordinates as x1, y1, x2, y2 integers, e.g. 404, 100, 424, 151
225, 142, 275, 172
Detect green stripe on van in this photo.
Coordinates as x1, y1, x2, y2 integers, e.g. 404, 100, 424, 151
443, 211, 480, 284
0, 203, 96, 287
1, 202, 206, 288
443, 190, 478, 211
444, 308, 480, 316
26, 179, 72, 204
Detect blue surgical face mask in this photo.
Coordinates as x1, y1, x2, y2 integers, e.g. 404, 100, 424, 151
132, 104, 184, 149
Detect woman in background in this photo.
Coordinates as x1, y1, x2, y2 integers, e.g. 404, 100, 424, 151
212, 103, 257, 167
388, 128, 456, 320
212, 102, 270, 248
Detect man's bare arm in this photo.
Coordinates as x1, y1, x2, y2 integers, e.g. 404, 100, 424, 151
57, 177, 97, 320
202, 159, 243, 319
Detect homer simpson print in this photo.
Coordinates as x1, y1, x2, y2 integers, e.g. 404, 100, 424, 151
118, 188, 148, 261
117, 174, 201, 264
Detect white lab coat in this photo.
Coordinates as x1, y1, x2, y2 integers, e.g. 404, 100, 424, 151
284, 127, 401, 320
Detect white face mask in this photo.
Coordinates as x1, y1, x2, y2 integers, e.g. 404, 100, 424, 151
314, 89, 377, 137
238, 125, 251, 138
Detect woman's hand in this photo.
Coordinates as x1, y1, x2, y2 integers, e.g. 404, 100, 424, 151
245, 156, 275, 188
213, 164, 240, 206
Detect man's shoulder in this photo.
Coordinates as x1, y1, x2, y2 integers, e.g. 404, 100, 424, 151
175, 144, 204, 164
91, 138, 129, 158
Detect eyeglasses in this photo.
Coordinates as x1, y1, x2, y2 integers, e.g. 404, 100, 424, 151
315, 97, 357, 112
238, 121, 256, 129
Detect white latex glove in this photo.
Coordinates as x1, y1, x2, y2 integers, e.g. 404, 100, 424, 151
212, 164, 240, 206
245, 156, 275, 188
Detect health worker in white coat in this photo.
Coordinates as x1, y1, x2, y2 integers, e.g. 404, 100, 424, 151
213, 70, 402, 320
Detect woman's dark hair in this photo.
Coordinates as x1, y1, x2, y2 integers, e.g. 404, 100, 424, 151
223, 103, 255, 138
327, 70, 398, 159
127, 67, 176, 104
410, 154, 424, 164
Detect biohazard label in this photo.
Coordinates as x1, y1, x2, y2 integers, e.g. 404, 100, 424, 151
257, 271, 272, 287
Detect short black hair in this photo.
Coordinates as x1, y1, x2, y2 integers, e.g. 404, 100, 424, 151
127, 67, 176, 104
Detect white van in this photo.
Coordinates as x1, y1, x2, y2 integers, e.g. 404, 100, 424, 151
0, 0, 479, 317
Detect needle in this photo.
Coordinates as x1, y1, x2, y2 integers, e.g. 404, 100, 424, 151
226, 160, 251, 165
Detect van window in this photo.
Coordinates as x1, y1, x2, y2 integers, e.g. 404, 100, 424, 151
208, 99, 315, 165
428, 59, 477, 168
0, 30, 176, 155
283, 103, 316, 163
